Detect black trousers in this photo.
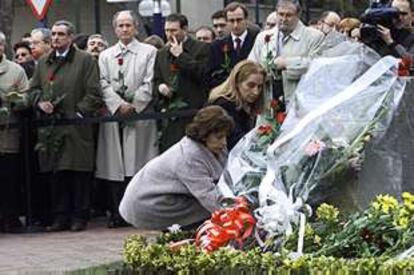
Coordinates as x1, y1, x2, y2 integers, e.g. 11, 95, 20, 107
101, 178, 130, 220
52, 170, 92, 224
0, 153, 21, 224
32, 172, 53, 225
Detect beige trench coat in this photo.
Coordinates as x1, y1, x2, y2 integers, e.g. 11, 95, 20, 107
96, 39, 158, 181
0, 56, 29, 153
248, 21, 324, 104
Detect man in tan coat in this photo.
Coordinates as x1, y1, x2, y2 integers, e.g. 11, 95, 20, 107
95, 10, 158, 228
248, 0, 324, 106
0, 31, 29, 232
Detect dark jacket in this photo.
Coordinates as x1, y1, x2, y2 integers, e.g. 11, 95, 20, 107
211, 97, 254, 150
154, 36, 210, 150
30, 46, 103, 172
368, 27, 414, 58
207, 29, 259, 90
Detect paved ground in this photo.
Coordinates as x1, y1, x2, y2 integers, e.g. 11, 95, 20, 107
0, 219, 159, 275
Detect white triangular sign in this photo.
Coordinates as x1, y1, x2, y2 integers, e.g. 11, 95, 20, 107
27, 0, 53, 20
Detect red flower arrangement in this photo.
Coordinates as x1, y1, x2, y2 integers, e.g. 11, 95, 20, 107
117, 57, 124, 66
276, 112, 287, 124
195, 197, 256, 252
257, 124, 273, 136
398, 56, 412, 77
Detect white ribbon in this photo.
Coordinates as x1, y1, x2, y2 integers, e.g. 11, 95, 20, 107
254, 56, 400, 254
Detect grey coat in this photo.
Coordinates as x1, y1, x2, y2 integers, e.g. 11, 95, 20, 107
119, 136, 225, 230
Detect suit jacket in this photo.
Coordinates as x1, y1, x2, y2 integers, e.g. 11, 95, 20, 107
154, 36, 210, 110
207, 29, 259, 90
119, 136, 225, 230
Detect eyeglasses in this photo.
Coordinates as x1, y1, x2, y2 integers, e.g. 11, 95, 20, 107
400, 11, 409, 16
15, 53, 29, 59
266, 22, 277, 28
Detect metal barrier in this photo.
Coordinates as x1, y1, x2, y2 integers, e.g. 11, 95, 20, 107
1, 109, 198, 231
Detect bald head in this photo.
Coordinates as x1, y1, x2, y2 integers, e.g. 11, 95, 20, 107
264, 11, 278, 30
392, 0, 412, 29
318, 11, 341, 34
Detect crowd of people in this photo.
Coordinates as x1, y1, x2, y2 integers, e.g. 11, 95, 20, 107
1, 0, 413, 233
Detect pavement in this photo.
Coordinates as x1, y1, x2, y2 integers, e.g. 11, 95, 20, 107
0, 219, 159, 275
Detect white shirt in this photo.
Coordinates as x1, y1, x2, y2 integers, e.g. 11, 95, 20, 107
231, 30, 248, 49
56, 47, 70, 57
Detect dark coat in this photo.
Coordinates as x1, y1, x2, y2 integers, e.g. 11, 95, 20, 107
30, 46, 103, 172
154, 36, 210, 150
207, 29, 259, 90
211, 97, 254, 150
367, 27, 414, 58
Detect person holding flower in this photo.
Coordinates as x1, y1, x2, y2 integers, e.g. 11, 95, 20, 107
154, 13, 210, 152
30, 20, 103, 232
209, 60, 265, 150
0, 31, 29, 233
95, 10, 159, 228
119, 106, 234, 230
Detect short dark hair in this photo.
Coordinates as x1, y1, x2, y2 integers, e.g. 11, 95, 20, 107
211, 10, 226, 21
166, 13, 188, 29
73, 33, 89, 50
13, 41, 32, 55
186, 106, 234, 144
195, 26, 216, 40
224, 2, 249, 19
53, 20, 76, 35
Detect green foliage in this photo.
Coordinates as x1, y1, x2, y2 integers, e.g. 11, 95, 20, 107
124, 233, 414, 274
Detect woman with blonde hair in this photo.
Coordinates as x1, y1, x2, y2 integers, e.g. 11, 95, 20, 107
209, 60, 266, 149
338, 17, 361, 38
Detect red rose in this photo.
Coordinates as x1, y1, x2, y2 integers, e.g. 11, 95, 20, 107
264, 34, 272, 43
48, 72, 55, 82
398, 57, 411, 76
222, 44, 230, 53
257, 124, 273, 136
276, 112, 287, 124
270, 99, 279, 109
118, 58, 124, 66
170, 63, 179, 73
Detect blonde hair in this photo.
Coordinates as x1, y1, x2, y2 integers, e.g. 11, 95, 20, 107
208, 60, 266, 110
338, 18, 361, 35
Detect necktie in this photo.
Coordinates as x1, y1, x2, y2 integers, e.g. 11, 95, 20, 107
235, 38, 242, 54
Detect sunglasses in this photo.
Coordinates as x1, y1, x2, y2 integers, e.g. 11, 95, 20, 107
15, 53, 29, 59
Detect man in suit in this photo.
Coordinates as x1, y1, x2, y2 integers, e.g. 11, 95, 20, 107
207, 2, 259, 90
154, 14, 210, 151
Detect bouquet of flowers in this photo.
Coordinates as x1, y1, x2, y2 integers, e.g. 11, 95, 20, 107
159, 63, 188, 112
218, 99, 285, 205
34, 71, 67, 170
0, 83, 26, 123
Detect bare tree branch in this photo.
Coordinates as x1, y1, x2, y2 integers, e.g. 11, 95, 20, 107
0, 0, 15, 58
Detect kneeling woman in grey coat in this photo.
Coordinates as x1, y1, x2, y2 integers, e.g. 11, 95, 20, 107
119, 106, 235, 230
